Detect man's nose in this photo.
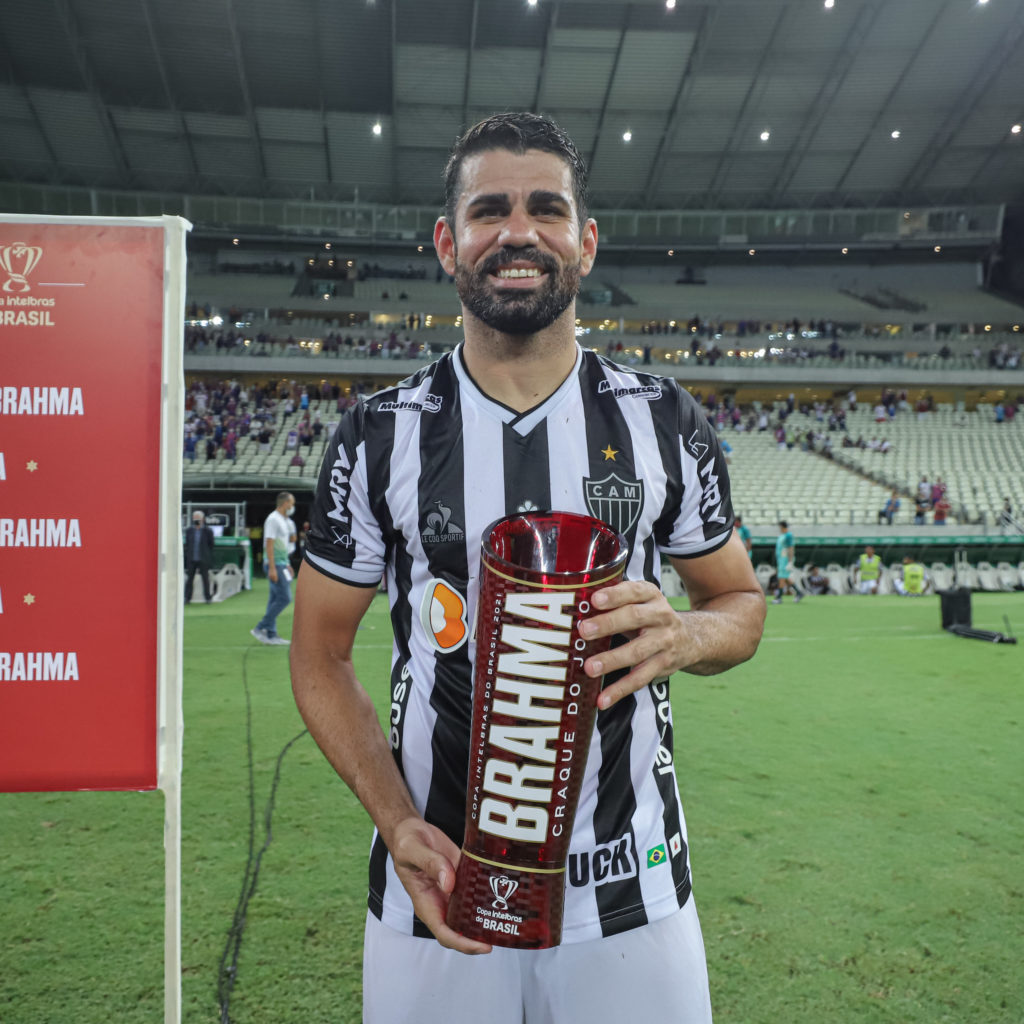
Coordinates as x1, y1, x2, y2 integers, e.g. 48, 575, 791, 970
498, 205, 539, 248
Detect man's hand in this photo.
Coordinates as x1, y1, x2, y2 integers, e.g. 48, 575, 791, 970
389, 817, 493, 955
268, 565, 278, 583
579, 581, 691, 709
580, 534, 765, 709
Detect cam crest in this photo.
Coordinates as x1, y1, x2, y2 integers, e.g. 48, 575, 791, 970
583, 471, 643, 536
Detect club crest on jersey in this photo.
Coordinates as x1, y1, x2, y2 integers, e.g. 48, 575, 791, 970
421, 499, 465, 545
583, 472, 643, 536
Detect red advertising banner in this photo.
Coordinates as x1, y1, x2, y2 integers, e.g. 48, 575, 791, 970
0, 222, 167, 791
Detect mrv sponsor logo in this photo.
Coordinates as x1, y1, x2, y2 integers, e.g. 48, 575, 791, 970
567, 834, 638, 887
686, 429, 727, 525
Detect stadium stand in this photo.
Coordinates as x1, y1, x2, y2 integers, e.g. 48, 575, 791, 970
830, 404, 1024, 526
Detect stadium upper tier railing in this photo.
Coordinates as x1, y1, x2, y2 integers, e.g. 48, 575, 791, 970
0, 180, 1003, 251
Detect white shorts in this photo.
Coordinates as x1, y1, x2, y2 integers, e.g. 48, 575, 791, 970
362, 900, 713, 1024
857, 580, 877, 594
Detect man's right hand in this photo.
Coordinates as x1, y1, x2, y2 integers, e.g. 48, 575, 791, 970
389, 817, 493, 956
268, 566, 278, 583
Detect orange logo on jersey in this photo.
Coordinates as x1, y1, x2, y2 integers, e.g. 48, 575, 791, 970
420, 579, 469, 653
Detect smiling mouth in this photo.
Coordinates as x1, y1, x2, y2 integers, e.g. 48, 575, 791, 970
494, 267, 545, 279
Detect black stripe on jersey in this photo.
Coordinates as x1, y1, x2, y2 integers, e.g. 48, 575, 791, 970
417, 357, 475, 848
502, 419, 552, 515
593, 673, 647, 936
678, 390, 736, 546
304, 401, 366, 577
648, 677, 692, 910
650, 383, 686, 552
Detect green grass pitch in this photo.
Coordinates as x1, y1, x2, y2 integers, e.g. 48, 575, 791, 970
1, 584, 1021, 1023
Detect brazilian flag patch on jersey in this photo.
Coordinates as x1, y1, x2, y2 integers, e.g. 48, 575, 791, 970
647, 845, 667, 868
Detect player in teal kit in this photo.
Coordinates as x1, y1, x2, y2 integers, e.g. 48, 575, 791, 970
735, 515, 752, 559
771, 520, 803, 604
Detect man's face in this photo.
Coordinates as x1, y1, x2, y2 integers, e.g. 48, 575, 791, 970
434, 149, 597, 336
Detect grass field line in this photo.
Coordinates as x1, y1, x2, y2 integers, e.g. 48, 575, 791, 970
762, 632, 938, 642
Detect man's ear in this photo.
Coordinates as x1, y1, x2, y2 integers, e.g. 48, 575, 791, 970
579, 218, 598, 277
434, 217, 456, 277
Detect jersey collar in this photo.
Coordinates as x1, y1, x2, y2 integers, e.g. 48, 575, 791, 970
453, 341, 583, 437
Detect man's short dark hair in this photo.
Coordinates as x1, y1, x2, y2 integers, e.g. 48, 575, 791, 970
276, 491, 293, 508
442, 112, 589, 229
779, 520, 788, 529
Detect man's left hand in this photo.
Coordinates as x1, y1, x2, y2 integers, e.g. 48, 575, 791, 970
579, 581, 690, 709
578, 535, 766, 710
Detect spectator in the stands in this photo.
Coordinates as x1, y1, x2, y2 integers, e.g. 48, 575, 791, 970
933, 495, 951, 526
878, 490, 901, 525
913, 494, 929, 526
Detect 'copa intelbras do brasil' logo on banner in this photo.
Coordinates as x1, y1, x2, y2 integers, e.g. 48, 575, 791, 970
0, 242, 43, 293
1, 241, 58, 326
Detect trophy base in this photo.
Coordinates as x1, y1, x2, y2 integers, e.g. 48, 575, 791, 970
445, 851, 564, 950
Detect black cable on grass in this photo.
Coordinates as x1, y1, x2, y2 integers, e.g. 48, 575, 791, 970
217, 644, 308, 1024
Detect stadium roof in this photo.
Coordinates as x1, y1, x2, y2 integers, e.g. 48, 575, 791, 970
1, 0, 1023, 211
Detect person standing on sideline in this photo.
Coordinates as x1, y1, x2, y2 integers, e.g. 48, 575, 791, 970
736, 514, 753, 559
252, 491, 296, 645
289, 113, 765, 1024
771, 520, 803, 603
853, 544, 882, 594
183, 510, 215, 603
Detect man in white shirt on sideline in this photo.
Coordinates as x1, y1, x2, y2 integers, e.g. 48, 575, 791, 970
252, 491, 296, 646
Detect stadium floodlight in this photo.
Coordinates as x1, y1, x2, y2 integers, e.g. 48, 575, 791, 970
1012, 124, 1022, 134
372, 121, 382, 136
760, 130, 771, 142
622, 129, 633, 142
666, 0, 676, 9
824, 0, 835, 8
891, 129, 901, 139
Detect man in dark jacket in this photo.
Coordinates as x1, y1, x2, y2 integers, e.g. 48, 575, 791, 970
184, 511, 216, 603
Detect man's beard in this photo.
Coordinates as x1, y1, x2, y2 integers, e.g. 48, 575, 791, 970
453, 246, 581, 335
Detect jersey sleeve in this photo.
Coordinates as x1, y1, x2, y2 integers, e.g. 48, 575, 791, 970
303, 402, 386, 587
657, 385, 736, 559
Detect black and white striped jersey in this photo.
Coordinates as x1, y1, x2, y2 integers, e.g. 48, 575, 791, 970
304, 343, 734, 944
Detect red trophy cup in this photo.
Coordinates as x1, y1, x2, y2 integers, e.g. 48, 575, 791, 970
445, 511, 628, 949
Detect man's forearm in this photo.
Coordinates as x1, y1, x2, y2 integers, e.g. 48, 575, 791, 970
678, 591, 765, 676
291, 651, 419, 846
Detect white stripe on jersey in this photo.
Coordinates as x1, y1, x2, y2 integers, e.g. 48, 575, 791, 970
544, 372, 592, 524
